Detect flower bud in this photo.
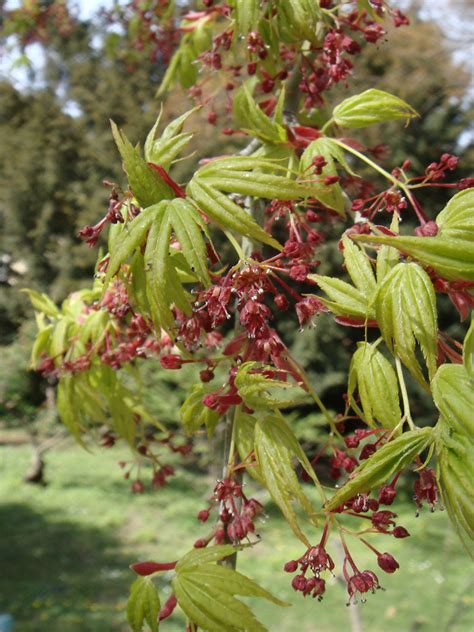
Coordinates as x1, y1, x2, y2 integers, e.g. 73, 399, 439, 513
284, 560, 299, 573
377, 552, 399, 574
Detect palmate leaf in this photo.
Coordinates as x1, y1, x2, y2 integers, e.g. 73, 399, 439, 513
325, 427, 435, 511
374, 263, 438, 387
332, 89, 418, 129
127, 576, 160, 632
104, 203, 166, 288
254, 415, 318, 545
173, 550, 287, 632
111, 122, 174, 207
104, 198, 210, 332
348, 342, 401, 430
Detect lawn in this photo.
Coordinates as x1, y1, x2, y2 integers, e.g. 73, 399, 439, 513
0, 442, 472, 631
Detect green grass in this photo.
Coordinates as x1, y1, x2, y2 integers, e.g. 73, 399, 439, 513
0, 443, 472, 632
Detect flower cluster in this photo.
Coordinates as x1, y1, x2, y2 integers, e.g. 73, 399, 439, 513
195, 478, 264, 547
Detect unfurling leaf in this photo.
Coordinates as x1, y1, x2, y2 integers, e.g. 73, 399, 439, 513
254, 415, 318, 545
173, 548, 287, 632
325, 427, 434, 511
127, 576, 160, 632
111, 122, 173, 206
348, 342, 401, 429
375, 263, 438, 387
144, 107, 197, 170
332, 89, 418, 129
432, 364, 474, 436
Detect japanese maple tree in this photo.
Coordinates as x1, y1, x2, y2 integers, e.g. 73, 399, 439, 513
13, 1, 473, 630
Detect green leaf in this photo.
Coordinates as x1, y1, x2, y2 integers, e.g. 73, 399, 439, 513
22, 289, 59, 318
235, 0, 261, 36
31, 324, 52, 366
180, 385, 221, 437
234, 362, 297, 410
254, 415, 317, 545
332, 89, 418, 129
307, 275, 375, 321
353, 232, 474, 282
144, 107, 197, 170
342, 236, 377, 296
436, 187, 474, 241
111, 121, 173, 207
173, 556, 287, 632
127, 576, 160, 632
176, 545, 240, 572
276, 0, 322, 43
234, 409, 263, 482
374, 263, 438, 386
432, 364, 474, 436
463, 316, 474, 379
168, 198, 210, 286
348, 342, 401, 429
436, 429, 474, 557
50, 318, 71, 361
233, 84, 287, 143
187, 178, 281, 250
104, 203, 166, 288
56, 375, 84, 445
325, 427, 434, 511
299, 139, 348, 215
144, 214, 175, 332
376, 215, 400, 283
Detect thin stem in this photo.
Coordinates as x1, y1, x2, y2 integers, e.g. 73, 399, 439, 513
395, 356, 416, 431
285, 353, 343, 440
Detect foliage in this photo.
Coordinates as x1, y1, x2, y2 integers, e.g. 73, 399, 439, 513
4, 1, 474, 631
